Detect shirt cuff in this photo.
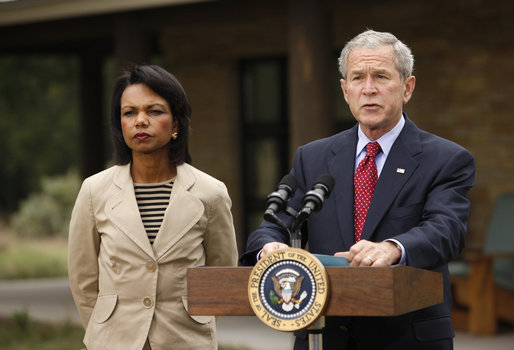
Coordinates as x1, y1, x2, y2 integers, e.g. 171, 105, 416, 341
385, 239, 406, 265
256, 249, 263, 263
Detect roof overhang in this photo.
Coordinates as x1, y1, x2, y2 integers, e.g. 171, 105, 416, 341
0, 0, 214, 27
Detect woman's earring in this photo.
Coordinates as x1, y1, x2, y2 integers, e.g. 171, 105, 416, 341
171, 131, 178, 140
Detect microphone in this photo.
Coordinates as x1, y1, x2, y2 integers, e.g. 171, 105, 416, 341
263, 174, 299, 224
292, 174, 335, 231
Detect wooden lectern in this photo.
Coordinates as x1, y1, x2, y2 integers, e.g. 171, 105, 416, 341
187, 265, 443, 317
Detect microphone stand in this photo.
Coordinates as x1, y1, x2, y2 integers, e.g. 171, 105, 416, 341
264, 204, 326, 350
286, 207, 324, 350
290, 228, 301, 249
285, 207, 301, 249
308, 317, 325, 350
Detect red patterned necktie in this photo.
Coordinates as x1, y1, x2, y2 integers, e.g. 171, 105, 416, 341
354, 142, 381, 242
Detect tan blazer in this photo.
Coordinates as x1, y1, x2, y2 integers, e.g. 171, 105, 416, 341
68, 163, 238, 350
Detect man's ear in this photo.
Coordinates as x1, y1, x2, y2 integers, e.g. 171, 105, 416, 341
403, 76, 416, 104
340, 79, 349, 104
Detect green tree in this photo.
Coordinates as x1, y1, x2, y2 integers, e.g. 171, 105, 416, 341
0, 55, 79, 212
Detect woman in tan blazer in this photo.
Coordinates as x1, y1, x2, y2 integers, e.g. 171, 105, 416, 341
68, 65, 238, 350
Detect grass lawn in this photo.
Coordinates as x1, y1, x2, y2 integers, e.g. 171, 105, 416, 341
0, 312, 251, 350
0, 232, 68, 280
0, 228, 251, 350
0, 312, 250, 350
0, 311, 84, 350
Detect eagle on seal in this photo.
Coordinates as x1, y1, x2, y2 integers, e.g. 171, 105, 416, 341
271, 269, 305, 306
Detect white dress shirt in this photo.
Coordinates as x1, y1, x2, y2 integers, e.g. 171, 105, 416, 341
355, 115, 407, 264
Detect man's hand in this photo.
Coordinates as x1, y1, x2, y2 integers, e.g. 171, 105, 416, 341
334, 240, 401, 267
260, 242, 289, 259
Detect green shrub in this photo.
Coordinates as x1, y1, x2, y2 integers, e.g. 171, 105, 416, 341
0, 311, 84, 350
0, 242, 68, 279
0, 311, 251, 350
10, 170, 80, 238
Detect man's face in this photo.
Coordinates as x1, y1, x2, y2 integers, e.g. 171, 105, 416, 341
340, 45, 415, 140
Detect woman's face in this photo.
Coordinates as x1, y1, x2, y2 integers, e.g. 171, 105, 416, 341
120, 83, 177, 159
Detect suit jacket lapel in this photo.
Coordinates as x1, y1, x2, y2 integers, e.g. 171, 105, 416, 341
105, 164, 155, 258
153, 163, 205, 261
328, 126, 359, 251
361, 117, 422, 241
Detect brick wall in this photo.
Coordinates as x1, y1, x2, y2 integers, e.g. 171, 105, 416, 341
159, 0, 513, 249
159, 1, 288, 252
333, 0, 514, 245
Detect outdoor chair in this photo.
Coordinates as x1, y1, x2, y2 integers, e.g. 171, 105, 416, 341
450, 193, 514, 335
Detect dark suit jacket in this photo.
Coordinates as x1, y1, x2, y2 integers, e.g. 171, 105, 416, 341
240, 115, 475, 350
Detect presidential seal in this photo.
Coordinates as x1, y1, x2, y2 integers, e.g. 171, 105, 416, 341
248, 248, 329, 332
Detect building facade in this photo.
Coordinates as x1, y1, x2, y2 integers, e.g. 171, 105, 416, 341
1, 0, 512, 251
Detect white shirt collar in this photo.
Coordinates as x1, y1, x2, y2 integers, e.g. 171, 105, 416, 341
356, 114, 405, 158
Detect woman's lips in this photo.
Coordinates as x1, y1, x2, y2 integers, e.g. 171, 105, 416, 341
134, 133, 150, 141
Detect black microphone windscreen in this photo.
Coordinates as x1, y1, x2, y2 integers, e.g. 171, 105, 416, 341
315, 174, 335, 194
280, 174, 299, 192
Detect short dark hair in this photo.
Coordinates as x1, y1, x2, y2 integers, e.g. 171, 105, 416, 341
110, 64, 192, 166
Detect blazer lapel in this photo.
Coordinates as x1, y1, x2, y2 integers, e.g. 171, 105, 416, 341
153, 164, 205, 260
105, 164, 155, 258
328, 127, 359, 251
361, 118, 422, 241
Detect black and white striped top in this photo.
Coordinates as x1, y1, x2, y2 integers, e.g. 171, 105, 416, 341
134, 179, 174, 245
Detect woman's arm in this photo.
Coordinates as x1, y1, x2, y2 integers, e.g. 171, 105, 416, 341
67, 179, 101, 328
203, 182, 238, 267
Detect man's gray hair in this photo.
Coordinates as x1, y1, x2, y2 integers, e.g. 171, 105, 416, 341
338, 29, 414, 82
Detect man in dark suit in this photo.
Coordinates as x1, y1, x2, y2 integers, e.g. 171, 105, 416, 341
240, 30, 475, 349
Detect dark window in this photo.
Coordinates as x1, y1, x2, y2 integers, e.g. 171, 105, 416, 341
333, 53, 356, 131
239, 58, 289, 243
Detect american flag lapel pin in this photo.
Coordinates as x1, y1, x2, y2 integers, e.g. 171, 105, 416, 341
396, 168, 405, 174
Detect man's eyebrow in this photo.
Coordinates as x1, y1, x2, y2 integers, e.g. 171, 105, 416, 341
348, 69, 364, 76
350, 68, 390, 75
371, 68, 389, 74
